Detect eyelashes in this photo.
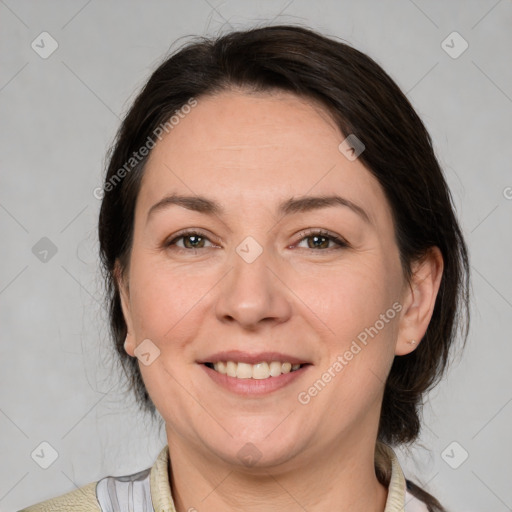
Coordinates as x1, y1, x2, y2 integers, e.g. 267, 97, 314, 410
164, 229, 349, 253
295, 229, 349, 250
165, 231, 214, 250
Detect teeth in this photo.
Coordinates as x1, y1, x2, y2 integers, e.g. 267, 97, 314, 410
252, 362, 270, 380
236, 362, 253, 379
226, 361, 237, 377
211, 361, 303, 379
269, 361, 282, 377
216, 361, 227, 374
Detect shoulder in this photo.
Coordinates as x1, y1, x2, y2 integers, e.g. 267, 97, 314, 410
18, 464, 156, 512
18, 447, 170, 512
17, 481, 101, 512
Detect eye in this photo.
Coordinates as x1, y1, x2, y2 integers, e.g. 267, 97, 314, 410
164, 229, 349, 253
165, 230, 217, 251
295, 229, 349, 250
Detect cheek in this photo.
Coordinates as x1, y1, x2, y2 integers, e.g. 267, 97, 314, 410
303, 256, 401, 391
301, 267, 399, 422
305, 258, 398, 332
127, 252, 217, 348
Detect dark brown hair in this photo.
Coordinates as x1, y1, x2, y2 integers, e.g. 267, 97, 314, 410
98, 24, 469, 511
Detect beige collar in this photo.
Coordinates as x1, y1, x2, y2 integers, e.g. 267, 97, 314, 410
149, 443, 410, 512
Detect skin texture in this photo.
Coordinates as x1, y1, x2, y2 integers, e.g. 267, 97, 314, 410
117, 90, 443, 512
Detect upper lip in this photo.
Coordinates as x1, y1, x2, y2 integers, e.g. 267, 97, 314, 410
197, 350, 310, 365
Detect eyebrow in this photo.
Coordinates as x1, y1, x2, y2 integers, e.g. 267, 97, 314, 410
146, 193, 371, 224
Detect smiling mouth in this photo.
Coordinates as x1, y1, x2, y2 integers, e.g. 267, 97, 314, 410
203, 361, 307, 380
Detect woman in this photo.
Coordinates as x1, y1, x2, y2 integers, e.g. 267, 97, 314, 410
20, 24, 469, 512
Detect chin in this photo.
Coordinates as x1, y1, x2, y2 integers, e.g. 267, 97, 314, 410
204, 425, 310, 471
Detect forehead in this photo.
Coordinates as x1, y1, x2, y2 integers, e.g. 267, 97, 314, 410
150, 89, 342, 166
137, 90, 392, 228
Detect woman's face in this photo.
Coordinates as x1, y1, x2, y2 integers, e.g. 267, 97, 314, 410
119, 90, 419, 469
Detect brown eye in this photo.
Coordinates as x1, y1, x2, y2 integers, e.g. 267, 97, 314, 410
166, 231, 214, 250
306, 234, 330, 249
181, 234, 205, 249
296, 230, 348, 250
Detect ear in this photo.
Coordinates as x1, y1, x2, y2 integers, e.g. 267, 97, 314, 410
114, 260, 136, 357
395, 246, 444, 356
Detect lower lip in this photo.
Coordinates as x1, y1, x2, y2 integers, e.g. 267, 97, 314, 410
200, 364, 310, 396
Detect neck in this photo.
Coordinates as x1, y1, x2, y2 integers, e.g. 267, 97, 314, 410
166, 432, 389, 512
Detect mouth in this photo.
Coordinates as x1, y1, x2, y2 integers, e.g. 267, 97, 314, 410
203, 361, 307, 380
198, 351, 312, 395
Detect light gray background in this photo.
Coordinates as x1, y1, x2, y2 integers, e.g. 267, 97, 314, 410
1, 1, 511, 511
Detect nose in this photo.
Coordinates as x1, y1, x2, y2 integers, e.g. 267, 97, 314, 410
214, 242, 293, 330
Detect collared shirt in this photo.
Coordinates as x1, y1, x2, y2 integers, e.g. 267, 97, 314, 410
19, 443, 428, 511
